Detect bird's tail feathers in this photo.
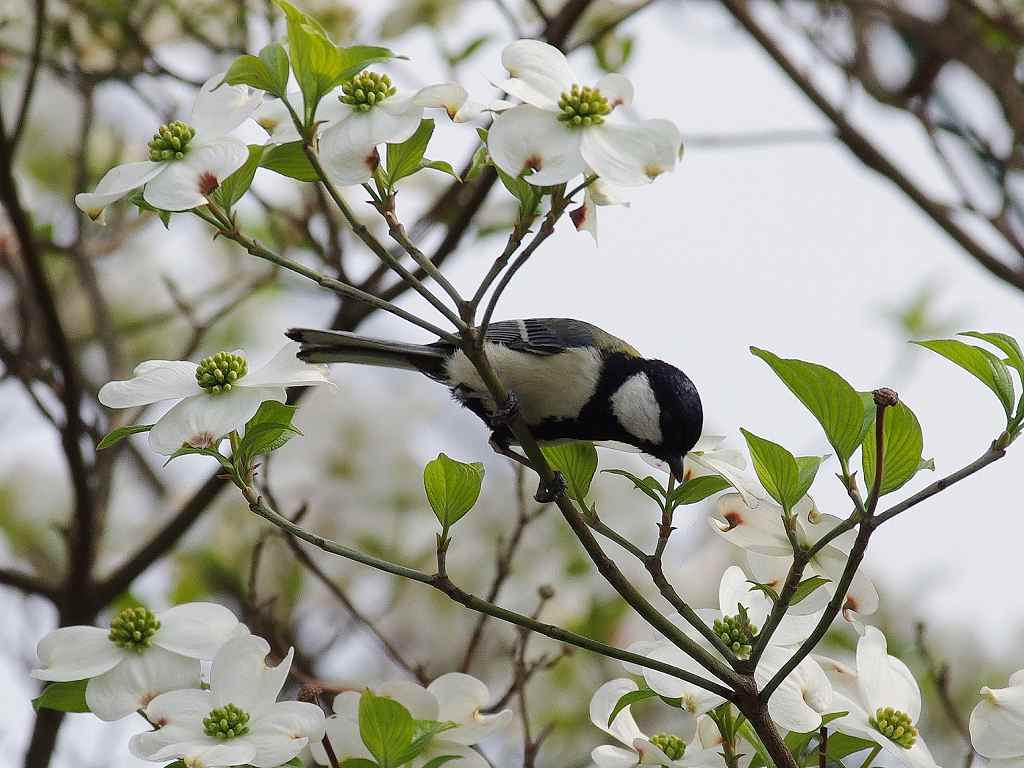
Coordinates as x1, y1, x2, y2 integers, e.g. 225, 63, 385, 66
286, 328, 448, 378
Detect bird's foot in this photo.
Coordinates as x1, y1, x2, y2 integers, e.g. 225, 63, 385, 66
489, 433, 531, 468
535, 471, 567, 504
491, 391, 521, 427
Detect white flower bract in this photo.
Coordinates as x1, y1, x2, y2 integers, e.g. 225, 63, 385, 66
488, 40, 680, 187
98, 343, 329, 455
75, 73, 262, 221
969, 668, 1024, 766
31, 602, 241, 721
130, 634, 325, 768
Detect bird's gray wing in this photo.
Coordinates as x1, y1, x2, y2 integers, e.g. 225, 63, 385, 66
483, 318, 639, 357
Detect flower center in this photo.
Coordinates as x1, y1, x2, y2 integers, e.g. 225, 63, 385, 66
713, 610, 758, 659
108, 606, 160, 652
869, 707, 917, 748
340, 71, 397, 112
203, 703, 251, 739
148, 121, 196, 162
650, 733, 686, 761
195, 351, 247, 394
557, 84, 611, 128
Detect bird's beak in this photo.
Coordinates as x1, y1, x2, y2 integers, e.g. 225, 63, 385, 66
667, 454, 686, 483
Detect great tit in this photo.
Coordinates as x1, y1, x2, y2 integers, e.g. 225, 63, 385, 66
287, 318, 702, 494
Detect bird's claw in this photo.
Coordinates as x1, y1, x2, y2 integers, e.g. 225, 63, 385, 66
535, 471, 566, 504
491, 391, 521, 427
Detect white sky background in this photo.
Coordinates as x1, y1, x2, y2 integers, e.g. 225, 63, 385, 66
5, 0, 1024, 763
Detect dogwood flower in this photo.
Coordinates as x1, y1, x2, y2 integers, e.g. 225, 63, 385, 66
819, 626, 938, 768
130, 634, 325, 768
318, 74, 480, 185
570, 177, 629, 242
31, 602, 240, 721
969, 669, 1024, 767
488, 40, 680, 187
255, 90, 349, 144
710, 493, 879, 616
310, 673, 513, 768
75, 73, 262, 221
590, 679, 722, 768
631, 568, 832, 733
98, 343, 329, 455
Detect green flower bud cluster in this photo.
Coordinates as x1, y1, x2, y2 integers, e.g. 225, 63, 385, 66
108, 606, 160, 652
340, 71, 397, 112
713, 610, 758, 659
203, 703, 251, 739
869, 707, 917, 748
650, 733, 686, 761
148, 121, 196, 162
195, 351, 247, 394
557, 84, 612, 128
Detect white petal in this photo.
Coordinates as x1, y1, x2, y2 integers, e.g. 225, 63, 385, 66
591, 679, 646, 747
690, 456, 760, 508
331, 691, 361, 719
413, 83, 469, 119
255, 96, 302, 144
192, 73, 263, 140
746, 552, 831, 616
641, 647, 726, 716
99, 360, 200, 408
593, 744, 641, 768
241, 343, 330, 389
709, 494, 791, 556
133, 688, 214, 759
153, 602, 241, 659
86, 647, 201, 721
596, 73, 634, 109
375, 95, 426, 143
428, 673, 511, 745
319, 117, 381, 186
621, 640, 662, 676
718, 565, 770, 627
488, 105, 584, 186
149, 386, 284, 455
1009, 669, 1024, 687
572, 188, 598, 241
815, 655, 861, 704
311, 715, 370, 764
152, 738, 257, 767
971, 683, 1024, 758
211, 635, 292, 718
501, 40, 575, 109
757, 648, 831, 733
75, 161, 165, 220
856, 626, 920, 720
31, 626, 124, 682
444, 708, 514, 746
376, 680, 439, 721
581, 118, 681, 188
247, 701, 326, 768
816, 546, 879, 616
143, 137, 249, 211
421, 741, 493, 768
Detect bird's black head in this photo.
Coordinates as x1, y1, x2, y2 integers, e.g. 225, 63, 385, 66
607, 357, 703, 481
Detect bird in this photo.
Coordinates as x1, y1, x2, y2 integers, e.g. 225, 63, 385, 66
286, 318, 703, 501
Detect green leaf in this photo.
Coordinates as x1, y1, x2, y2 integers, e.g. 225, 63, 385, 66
747, 580, 779, 603
386, 120, 434, 186
607, 687, 659, 727
235, 401, 302, 470
794, 455, 825, 500
750, 348, 866, 464
278, 759, 304, 768
223, 44, 290, 96
358, 690, 416, 768
33, 680, 90, 712
790, 576, 831, 606
602, 469, 666, 506
740, 428, 800, 511
340, 761, 380, 768
861, 401, 924, 496
97, 423, 153, 449
421, 758, 460, 768
420, 159, 460, 180
335, 45, 402, 84
423, 453, 485, 527
913, 338, 1015, 419
826, 732, 878, 760
784, 711, 849, 758
163, 445, 233, 471
392, 719, 456, 766
126, 189, 173, 228
540, 441, 598, 506
669, 475, 731, 507
465, 143, 490, 181
261, 142, 318, 182
961, 331, 1024, 377
214, 144, 265, 210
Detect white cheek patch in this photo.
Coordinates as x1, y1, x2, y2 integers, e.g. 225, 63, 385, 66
611, 372, 662, 445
